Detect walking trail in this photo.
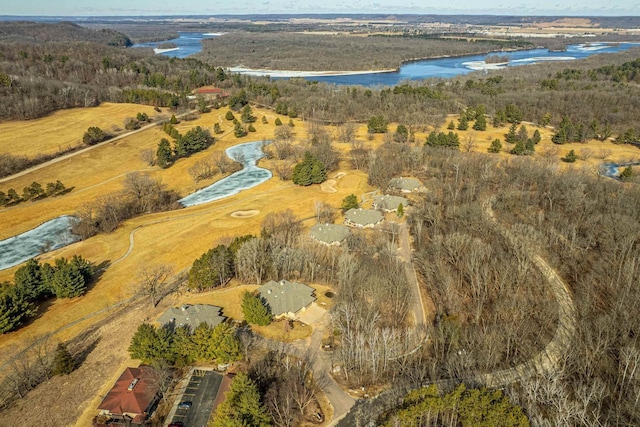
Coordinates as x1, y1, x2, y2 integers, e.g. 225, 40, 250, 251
337, 195, 577, 425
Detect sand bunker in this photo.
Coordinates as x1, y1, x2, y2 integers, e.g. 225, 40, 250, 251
231, 210, 260, 218
334, 172, 346, 179
321, 179, 337, 193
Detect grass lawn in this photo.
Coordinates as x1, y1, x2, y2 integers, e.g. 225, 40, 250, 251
0, 103, 161, 157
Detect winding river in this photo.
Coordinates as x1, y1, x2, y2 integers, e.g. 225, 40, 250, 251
138, 32, 639, 85
0, 141, 271, 270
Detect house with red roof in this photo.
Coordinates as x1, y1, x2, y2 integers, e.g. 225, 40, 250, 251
191, 86, 229, 100
94, 366, 160, 426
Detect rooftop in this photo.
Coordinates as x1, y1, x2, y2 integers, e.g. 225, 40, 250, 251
97, 366, 158, 423
158, 304, 226, 331
373, 194, 409, 211
258, 280, 316, 317
344, 208, 384, 227
310, 223, 350, 245
389, 177, 423, 192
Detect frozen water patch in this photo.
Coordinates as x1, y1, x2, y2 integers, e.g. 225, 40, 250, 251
154, 47, 180, 54
0, 215, 80, 270
179, 141, 272, 207
511, 56, 577, 64
462, 61, 509, 71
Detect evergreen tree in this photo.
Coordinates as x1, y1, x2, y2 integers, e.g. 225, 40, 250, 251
188, 245, 234, 291
51, 342, 75, 375
367, 115, 387, 133
524, 139, 535, 155
457, 115, 469, 131
504, 124, 518, 144
510, 140, 526, 155
225, 110, 235, 121
0, 285, 34, 334
192, 323, 217, 361
241, 105, 256, 123
562, 150, 578, 163
212, 372, 271, 427
14, 258, 47, 301
7, 188, 20, 204
156, 138, 173, 168
248, 124, 256, 132
292, 152, 327, 186
473, 114, 487, 131
397, 203, 404, 218
447, 120, 455, 130
170, 114, 179, 124
393, 124, 408, 142
274, 117, 283, 126
211, 323, 242, 364
242, 292, 272, 326
261, 116, 268, 124
128, 323, 175, 364
532, 129, 541, 144
0, 191, 6, 207
234, 121, 247, 138
288, 119, 295, 127
172, 325, 196, 367
213, 123, 222, 134
517, 124, 529, 142
341, 194, 359, 212
488, 139, 502, 153
49, 257, 87, 298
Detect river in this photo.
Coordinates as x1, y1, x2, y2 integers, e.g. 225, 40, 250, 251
137, 32, 639, 85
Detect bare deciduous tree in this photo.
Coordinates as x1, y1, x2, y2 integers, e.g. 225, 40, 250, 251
137, 264, 174, 307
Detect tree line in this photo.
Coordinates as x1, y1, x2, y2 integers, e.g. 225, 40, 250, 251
0, 180, 67, 206
0, 256, 94, 334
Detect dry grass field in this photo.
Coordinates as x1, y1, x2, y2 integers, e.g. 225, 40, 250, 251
0, 102, 638, 426
0, 103, 161, 158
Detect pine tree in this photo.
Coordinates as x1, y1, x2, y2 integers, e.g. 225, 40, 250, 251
274, 117, 283, 126
14, 258, 46, 301
225, 110, 235, 121
170, 114, 178, 124
50, 258, 87, 298
397, 203, 404, 218
211, 323, 242, 364
472, 114, 487, 131
213, 123, 223, 134
51, 343, 75, 375
212, 372, 271, 427
620, 166, 634, 181
488, 139, 502, 153
505, 124, 518, 144
532, 129, 541, 144
457, 116, 469, 131
0, 286, 34, 334
157, 138, 173, 168
261, 116, 268, 124
562, 150, 578, 163
447, 120, 455, 130
341, 194, 359, 212
510, 140, 526, 155
242, 292, 272, 326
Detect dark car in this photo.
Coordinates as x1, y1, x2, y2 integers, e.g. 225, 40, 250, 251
168, 422, 184, 427
177, 401, 192, 410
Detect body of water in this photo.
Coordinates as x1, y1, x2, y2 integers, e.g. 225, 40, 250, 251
1, 142, 270, 270
179, 140, 271, 207
140, 33, 638, 84
0, 216, 80, 271
133, 32, 223, 58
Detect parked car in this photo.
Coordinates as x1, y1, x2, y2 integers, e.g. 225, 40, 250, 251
178, 401, 192, 410
168, 422, 184, 427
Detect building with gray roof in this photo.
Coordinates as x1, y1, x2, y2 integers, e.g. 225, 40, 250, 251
373, 195, 409, 212
344, 208, 384, 228
258, 280, 316, 319
158, 304, 226, 331
310, 223, 350, 245
389, 177, 424, 193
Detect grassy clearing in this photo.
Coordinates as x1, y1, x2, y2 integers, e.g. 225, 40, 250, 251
0, 103, 161, 157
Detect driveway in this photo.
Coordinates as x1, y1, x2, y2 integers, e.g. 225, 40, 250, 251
297, 302, 326, 325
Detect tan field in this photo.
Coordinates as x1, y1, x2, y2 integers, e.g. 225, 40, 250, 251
0, 103, 638, 427
0, 104, 374, 368
0, 103, 162, 158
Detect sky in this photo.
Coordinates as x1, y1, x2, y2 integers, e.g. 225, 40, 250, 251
2, 0, 638, 16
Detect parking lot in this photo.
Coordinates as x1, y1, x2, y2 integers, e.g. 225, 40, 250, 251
169, 370, 223, 427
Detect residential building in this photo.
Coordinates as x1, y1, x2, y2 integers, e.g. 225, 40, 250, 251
373, 195, 409, 212
344, 208, 384, 228
158, 304, 226, 331
388, 177, 424, 193
95, 366, 159, 426
258, 280, 316, 319
310, 223, 350, 245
